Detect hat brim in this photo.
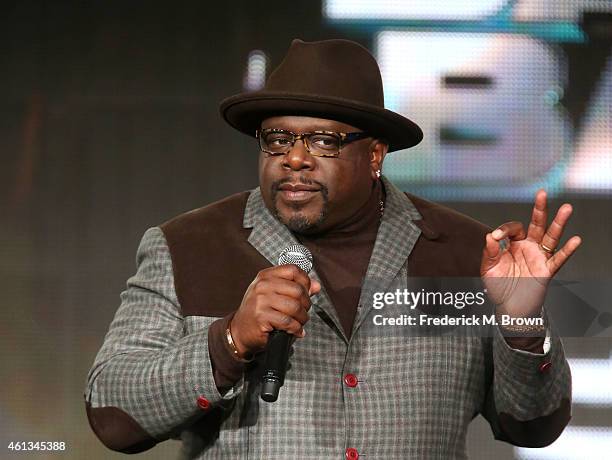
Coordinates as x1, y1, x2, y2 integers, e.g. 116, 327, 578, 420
219, 92, 423, 152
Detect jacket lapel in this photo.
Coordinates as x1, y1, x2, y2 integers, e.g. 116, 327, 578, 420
243, 188, 346, 340
352, 177, 422, 335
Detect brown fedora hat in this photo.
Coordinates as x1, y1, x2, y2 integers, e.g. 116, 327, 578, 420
219, 39, 423, 152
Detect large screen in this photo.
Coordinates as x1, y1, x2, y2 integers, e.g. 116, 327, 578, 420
324, 0, 612, 201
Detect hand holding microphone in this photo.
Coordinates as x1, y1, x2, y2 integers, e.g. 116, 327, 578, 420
229, 245, 320, 400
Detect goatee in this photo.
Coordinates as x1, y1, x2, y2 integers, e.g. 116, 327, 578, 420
271, 177, 329, 234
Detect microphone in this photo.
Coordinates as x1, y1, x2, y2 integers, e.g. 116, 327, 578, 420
261, 244, 313, 403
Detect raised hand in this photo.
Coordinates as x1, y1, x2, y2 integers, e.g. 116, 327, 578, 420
480, 189, 581, 318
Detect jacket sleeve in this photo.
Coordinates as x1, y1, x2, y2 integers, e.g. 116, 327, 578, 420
481, 315, 571, 447
84, 227, 244, 453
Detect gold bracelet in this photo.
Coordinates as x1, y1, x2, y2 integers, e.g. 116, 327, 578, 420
225, 326, 253, 363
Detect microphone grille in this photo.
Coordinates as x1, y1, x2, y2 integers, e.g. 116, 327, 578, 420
278, 244, 313, 273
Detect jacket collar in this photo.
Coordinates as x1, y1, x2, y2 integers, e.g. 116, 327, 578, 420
353, 176, 422, 333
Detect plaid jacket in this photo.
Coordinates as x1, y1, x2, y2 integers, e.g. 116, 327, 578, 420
85, 178, 571, 459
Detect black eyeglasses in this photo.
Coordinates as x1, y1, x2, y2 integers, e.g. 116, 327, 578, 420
257, 128, 370, 158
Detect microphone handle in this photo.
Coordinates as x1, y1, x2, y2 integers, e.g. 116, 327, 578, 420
260, 330, 293, 402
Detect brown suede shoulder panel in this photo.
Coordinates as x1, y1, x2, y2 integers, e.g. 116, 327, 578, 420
160, 191, 272, 317
406, 193, 491, 277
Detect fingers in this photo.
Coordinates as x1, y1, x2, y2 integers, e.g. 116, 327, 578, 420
257, 278, 312, 311
249, 290, 309, 338
266, 309, 307, 337
527, 189, 547, 241
257, 265, 320, 304
492, 221, 526, 242
309, 279, 322, 296
263, 292, 310, 325
526, 188, 574, 253
481, 232, 503, 274
540, 203, 573, 252
264, 264, 313, 293
252, 270, 313, 322
546, 235, 582, 274
484, 190, 581, 280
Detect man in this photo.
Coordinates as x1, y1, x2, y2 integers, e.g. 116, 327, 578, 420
85, 39, 580, 459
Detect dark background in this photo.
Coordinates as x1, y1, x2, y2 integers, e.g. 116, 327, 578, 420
1, 1, 610, 459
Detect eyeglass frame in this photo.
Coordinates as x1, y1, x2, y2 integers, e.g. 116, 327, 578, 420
256, 128, 371, 158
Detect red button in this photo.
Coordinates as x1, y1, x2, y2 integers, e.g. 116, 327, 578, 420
344, 374, 358, 388
539, 361, 552, 373
345, 447, 359, 459
196, 396, 210, 410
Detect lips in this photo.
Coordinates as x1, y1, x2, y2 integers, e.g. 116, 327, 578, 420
276, 182, 321, 203
278, 183, 321, 192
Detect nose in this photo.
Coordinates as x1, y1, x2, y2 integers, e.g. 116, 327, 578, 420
282, 138, 315, 171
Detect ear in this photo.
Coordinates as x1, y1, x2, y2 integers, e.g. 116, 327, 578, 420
369, 139, 388, 180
